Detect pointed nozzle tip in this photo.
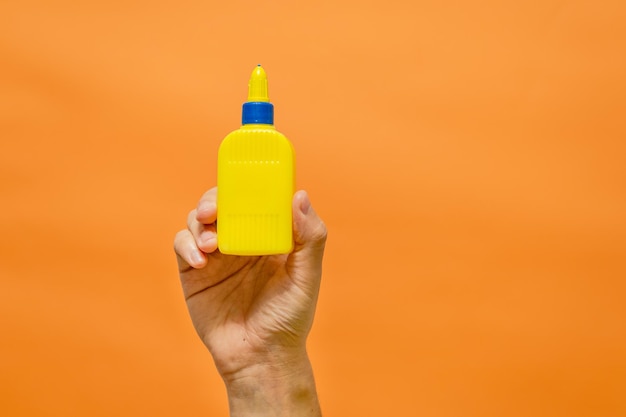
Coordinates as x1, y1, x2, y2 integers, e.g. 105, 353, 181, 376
248, 64, 269, 102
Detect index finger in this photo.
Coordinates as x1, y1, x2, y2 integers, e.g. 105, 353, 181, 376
196, 187, 217, 225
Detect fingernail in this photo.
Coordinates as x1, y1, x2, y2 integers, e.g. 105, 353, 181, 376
201, 231, 216, 244
191, 249, 204, 266
198, 201, 216, 216
300, 192, 311, 215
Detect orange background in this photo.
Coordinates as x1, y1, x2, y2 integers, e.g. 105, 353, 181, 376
1, 1, 625, 416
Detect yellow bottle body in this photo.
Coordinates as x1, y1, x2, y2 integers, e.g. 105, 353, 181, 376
217, 124, 295, 255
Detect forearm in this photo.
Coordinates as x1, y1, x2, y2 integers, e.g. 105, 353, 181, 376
224, 351, 321, 417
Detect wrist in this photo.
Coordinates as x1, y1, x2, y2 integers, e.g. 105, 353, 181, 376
224, 350, 321, 417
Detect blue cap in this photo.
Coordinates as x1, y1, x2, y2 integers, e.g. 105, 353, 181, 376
242, 102, 274, 125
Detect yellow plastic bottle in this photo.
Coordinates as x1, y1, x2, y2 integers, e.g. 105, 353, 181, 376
217, 65, 295, 255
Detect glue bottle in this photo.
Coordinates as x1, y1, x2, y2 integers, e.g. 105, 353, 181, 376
217, 65, 295, 255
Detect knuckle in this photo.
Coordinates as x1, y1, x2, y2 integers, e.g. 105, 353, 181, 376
173, 230, 186, 252
312, 220, 328, 244
186, 209, 197, 228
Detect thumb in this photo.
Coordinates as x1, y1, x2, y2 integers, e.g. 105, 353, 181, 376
289, 190, 328, 273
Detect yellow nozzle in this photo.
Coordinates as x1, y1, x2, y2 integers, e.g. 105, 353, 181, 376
247, 64, 270, 102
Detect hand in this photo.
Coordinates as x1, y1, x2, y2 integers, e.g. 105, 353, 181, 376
174, 187, 327, 416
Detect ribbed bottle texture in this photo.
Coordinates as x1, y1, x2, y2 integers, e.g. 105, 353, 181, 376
225, 129, 281, 164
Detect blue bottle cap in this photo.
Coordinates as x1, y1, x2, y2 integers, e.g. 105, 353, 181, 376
242, 102, 274, 125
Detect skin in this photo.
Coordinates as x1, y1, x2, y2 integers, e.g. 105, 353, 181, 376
174, 187, 327, 417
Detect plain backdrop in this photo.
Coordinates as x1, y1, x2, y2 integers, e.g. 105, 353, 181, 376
1, 1, 625, 416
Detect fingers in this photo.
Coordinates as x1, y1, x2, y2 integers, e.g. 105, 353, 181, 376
177, 187, 328, 275
174, 229, 207, 270
187, 209, 218, 253
186, 187, 218, 253
290, 190, 328, 270
175, 187, 219, 270
196, 187, 217, 225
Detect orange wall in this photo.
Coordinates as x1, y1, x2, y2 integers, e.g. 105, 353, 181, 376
1, 1, 625, 416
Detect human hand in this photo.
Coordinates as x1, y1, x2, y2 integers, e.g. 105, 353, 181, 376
174, 187, 326, 416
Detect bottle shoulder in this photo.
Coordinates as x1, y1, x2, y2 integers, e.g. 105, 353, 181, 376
221, 125, 290, 143
218, 124, 294, 159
